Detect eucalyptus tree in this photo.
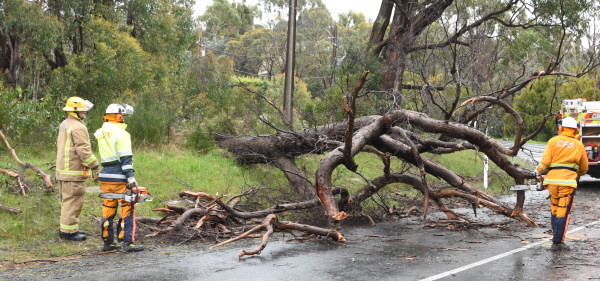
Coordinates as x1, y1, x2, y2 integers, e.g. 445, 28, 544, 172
0, 0, 61, 87
200, 0, 258, 39
225, 27, 286, 77
294, 7, 334, 95
368, 0, 598, 113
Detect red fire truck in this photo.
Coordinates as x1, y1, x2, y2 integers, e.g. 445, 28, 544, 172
559, 98, 600, 178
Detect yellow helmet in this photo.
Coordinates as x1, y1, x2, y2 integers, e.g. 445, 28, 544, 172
63, 96, 94, 112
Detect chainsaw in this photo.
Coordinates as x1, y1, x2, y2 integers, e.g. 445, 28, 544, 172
509, 178, 544, 191
99, 186, 153, 203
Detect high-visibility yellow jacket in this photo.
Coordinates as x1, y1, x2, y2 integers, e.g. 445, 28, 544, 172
56, 115, 99, 181
94, 122, 134, 182
536, 129, 589, 187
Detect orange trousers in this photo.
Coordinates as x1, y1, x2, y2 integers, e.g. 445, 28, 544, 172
100, 181, 136, 243
546, 184, 576, 244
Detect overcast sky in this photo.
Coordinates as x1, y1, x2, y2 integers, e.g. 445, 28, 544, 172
193, 0, 380, 22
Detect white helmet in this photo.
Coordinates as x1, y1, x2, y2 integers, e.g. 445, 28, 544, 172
561, 117, 578, 129
105, 104, 134, 115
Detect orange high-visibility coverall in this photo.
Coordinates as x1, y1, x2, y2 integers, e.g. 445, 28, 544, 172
536, 127, 588, 244
94, 121, 137, 244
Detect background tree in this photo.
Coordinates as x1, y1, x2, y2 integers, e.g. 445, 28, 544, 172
0, 0, 61, 86
510, 77, 559, 140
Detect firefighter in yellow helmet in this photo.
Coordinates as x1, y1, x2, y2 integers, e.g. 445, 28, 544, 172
56, 96, 100, 241
94, 103, 143, 252
536, 116, 588, 251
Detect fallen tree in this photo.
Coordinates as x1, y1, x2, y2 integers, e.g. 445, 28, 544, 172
139, 96, 543, 258
219, 108, 536, 225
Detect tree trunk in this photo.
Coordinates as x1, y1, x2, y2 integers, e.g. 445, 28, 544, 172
0, 32, 23, 85
272, 157, 314, 197
383, 5, 412, 103
378, 0, 455, 105
368, 0, 394, 55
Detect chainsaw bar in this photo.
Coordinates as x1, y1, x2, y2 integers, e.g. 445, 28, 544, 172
509, 184, 543, 191
98, 192, 152, 202
98, 192, 126, 199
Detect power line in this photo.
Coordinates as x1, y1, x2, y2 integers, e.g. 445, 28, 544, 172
205, 46, 333, 59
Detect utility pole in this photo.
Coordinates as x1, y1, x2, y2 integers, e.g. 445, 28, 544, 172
283, 0, 297, 128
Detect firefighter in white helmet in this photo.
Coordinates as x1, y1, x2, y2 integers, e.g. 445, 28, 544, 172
94, 103, 143, 252
56, 96, 100, 241
535, 116, 588, 251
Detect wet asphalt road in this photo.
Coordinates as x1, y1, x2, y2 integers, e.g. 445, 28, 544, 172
3, 142, 600, 281
2, 182, 600, 281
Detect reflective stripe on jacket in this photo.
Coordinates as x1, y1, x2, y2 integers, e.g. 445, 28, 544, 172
56, 115, 99, 181
536, 129, 589, 187
94, 122, 134, 182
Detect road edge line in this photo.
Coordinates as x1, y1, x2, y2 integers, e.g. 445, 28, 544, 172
418, 220, 600, 281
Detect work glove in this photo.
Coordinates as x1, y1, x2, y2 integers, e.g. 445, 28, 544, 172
92, 167, 101, 182
127, 177, 138, 189
531, 170, 543, 182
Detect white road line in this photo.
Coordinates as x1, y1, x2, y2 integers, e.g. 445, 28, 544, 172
419, 220, 600, 281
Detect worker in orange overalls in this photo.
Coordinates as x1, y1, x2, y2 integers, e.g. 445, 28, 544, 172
94, 103, 143, 252
536, 116, 588, 251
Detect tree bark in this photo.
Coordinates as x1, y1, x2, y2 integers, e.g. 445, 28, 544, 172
316, 113, 395, 222
368, 0, 394, 55
0, 31, 23, 85
210, 214, 345, 259
218, 115, 381, 165
272, 157, 314, 197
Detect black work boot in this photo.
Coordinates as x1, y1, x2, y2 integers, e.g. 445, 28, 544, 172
123, 242, 144, 252
550, 243, 570, 251
102, 241, 118, 252
59, 231, 86, 241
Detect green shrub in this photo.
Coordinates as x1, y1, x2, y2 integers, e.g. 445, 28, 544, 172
0, 86, 62, 146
